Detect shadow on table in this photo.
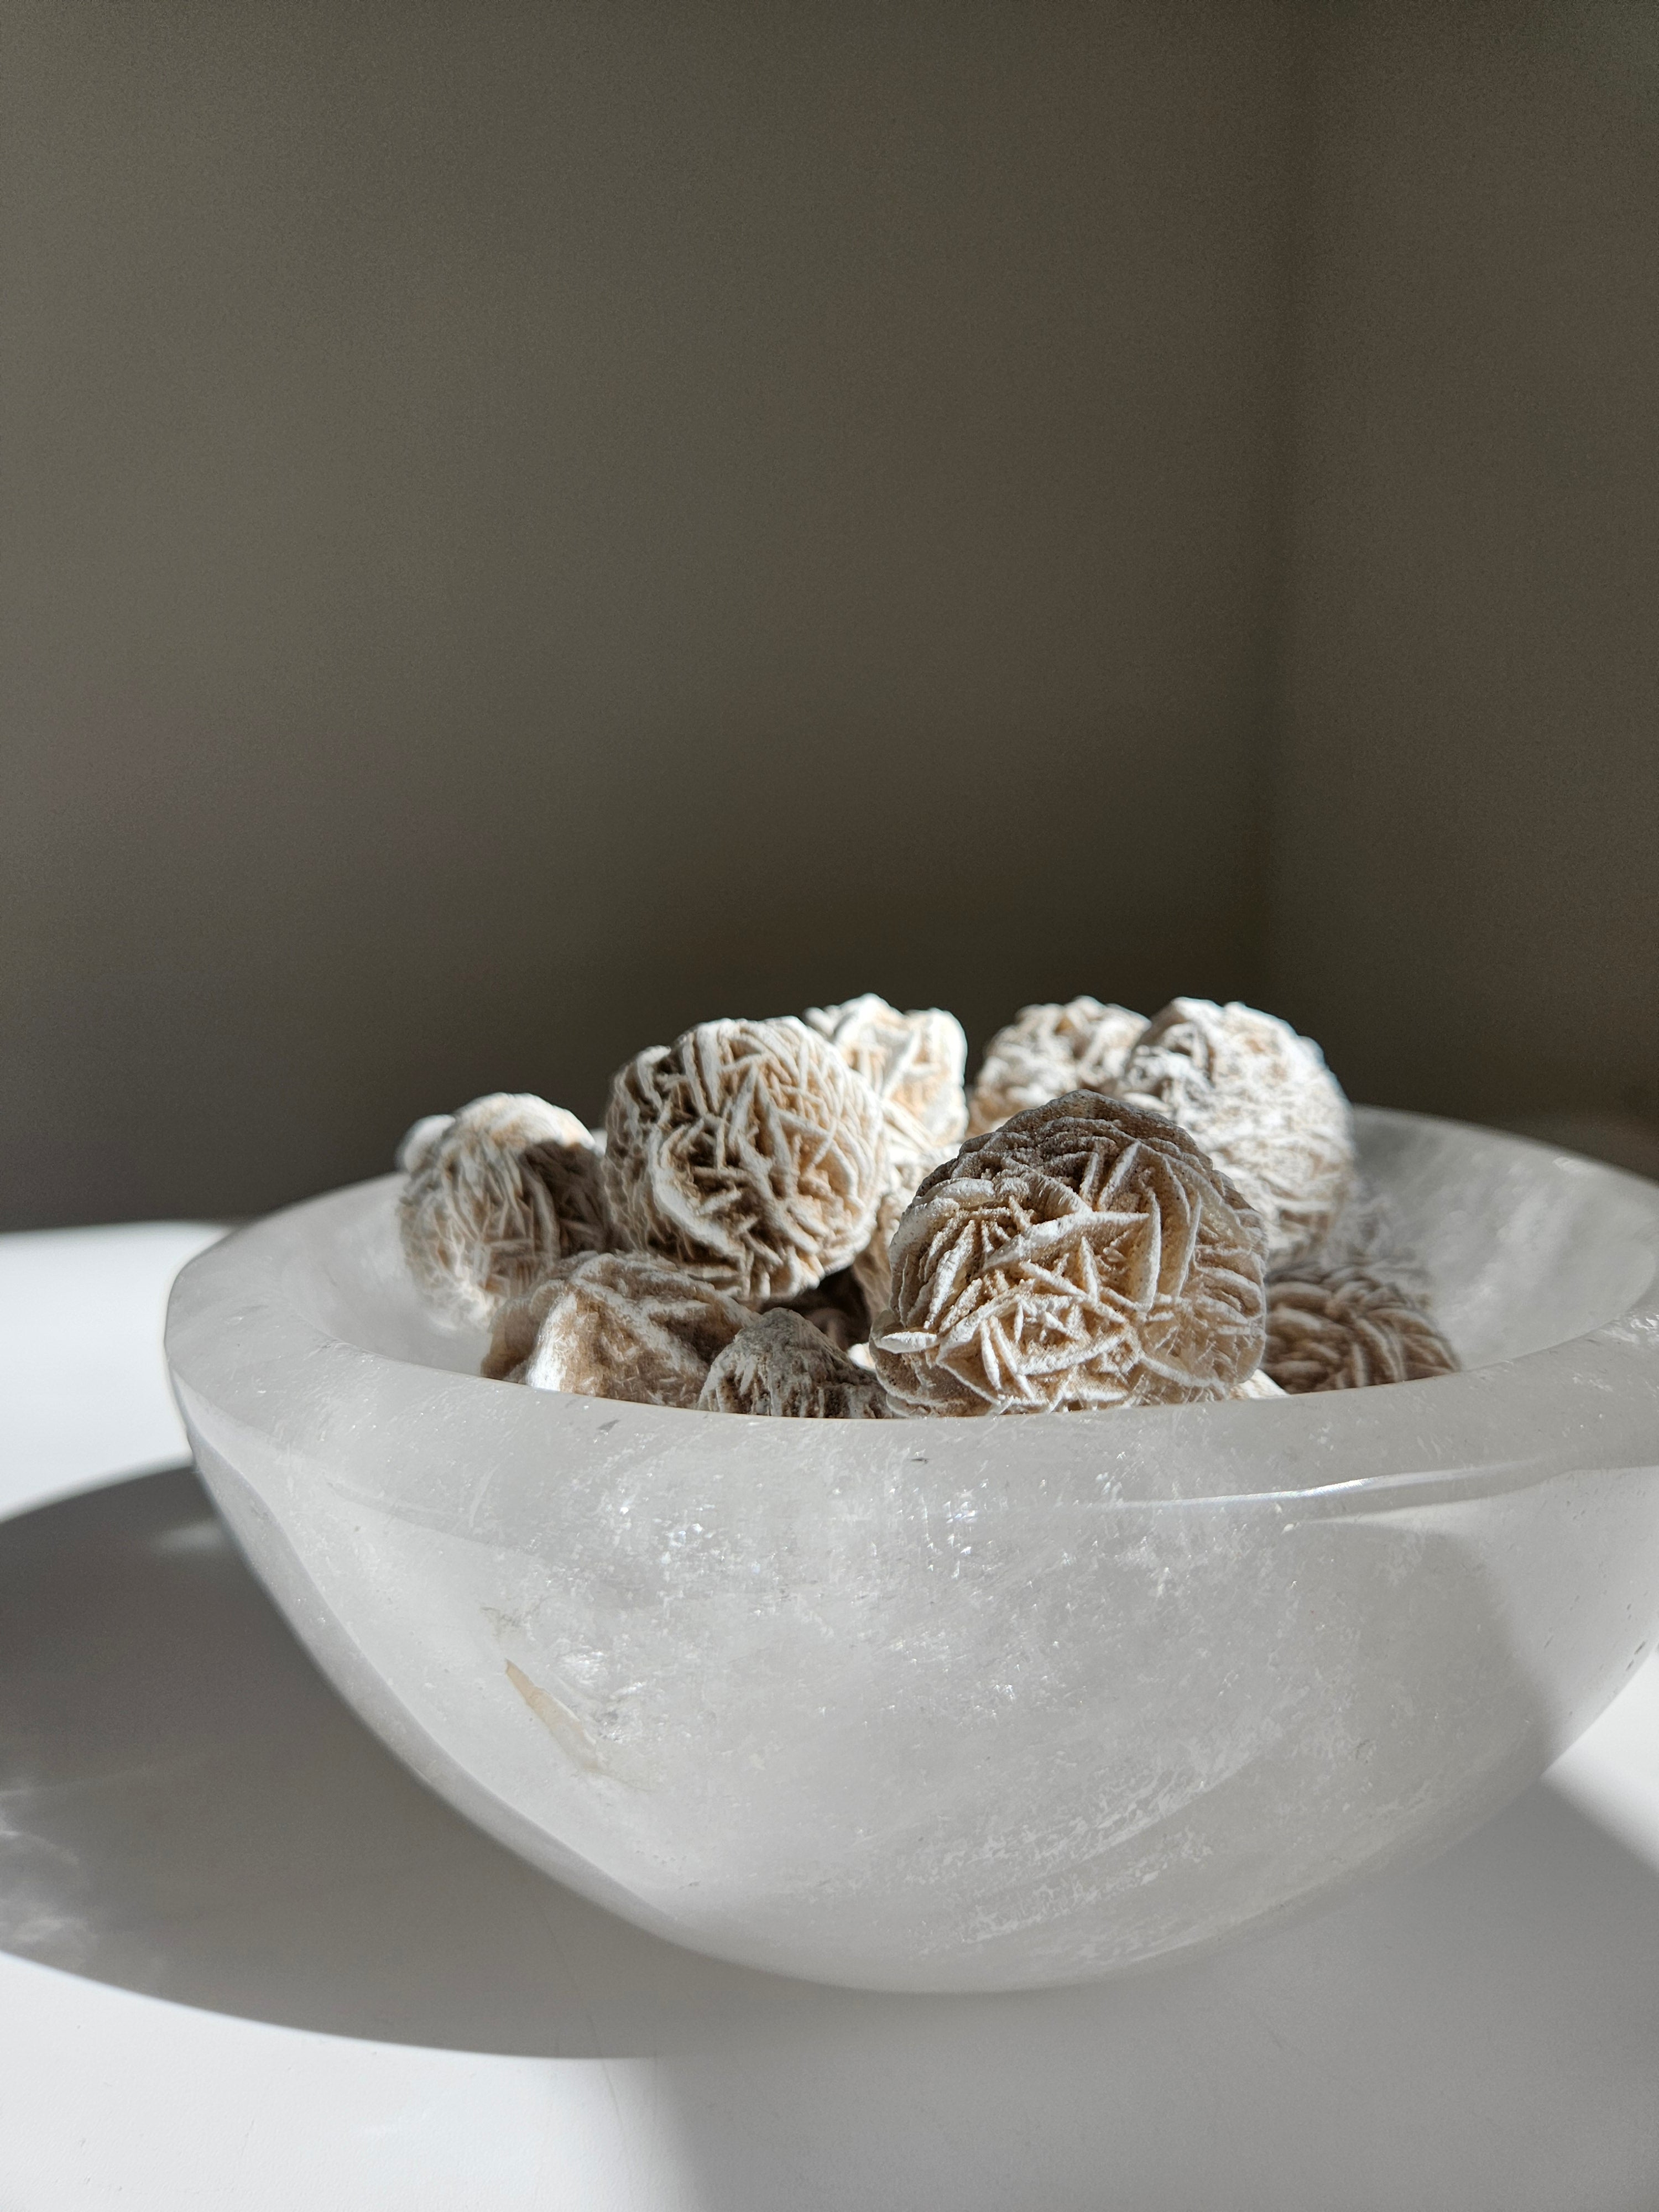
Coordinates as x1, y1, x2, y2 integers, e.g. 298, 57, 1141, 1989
2, 1468, 1657, 2209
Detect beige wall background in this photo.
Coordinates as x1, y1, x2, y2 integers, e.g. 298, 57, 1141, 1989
2, 2, 1653, 1228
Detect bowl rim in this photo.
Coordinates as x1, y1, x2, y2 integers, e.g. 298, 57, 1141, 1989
166, 1106, 1659, 1515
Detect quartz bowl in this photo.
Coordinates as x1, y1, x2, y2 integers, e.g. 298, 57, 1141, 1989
165, 1109, 1659, 1992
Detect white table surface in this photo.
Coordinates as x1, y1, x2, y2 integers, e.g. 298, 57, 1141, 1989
2, 1222, 1657, 2211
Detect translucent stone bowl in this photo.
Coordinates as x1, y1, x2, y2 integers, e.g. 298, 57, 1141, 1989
165, 1109, 1659, 1992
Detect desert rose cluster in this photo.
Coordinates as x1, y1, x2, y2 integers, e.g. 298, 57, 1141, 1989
398, 994, 1458, 1418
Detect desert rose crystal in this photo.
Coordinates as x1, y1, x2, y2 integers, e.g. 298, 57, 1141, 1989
967, 997, 1146, 1135
699, 1307, 895, 1418
1115, 998, 1353, 1266
870, 1092, 1267, 1415
602, 1018, 888, 1303
1264, 1262, 1459, 1392
803, 993, 968, 1162
850, 1141, 958, 1319
398, 1092, 607, 1328
486, 1251, 750, 1406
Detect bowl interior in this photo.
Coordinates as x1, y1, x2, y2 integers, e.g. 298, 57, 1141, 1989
286, 1108, 1658, 1384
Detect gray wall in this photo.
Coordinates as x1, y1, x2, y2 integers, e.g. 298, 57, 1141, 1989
1275, 2, 1659, 1130
3, 3, 1655, 1229
2, 2, 1297, 1226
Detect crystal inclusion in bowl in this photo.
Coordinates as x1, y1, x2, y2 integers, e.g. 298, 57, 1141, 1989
165, 1109, 1659, 1991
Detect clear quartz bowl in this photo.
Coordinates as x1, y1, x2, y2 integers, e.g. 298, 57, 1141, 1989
165, 1109, 1659, 1992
